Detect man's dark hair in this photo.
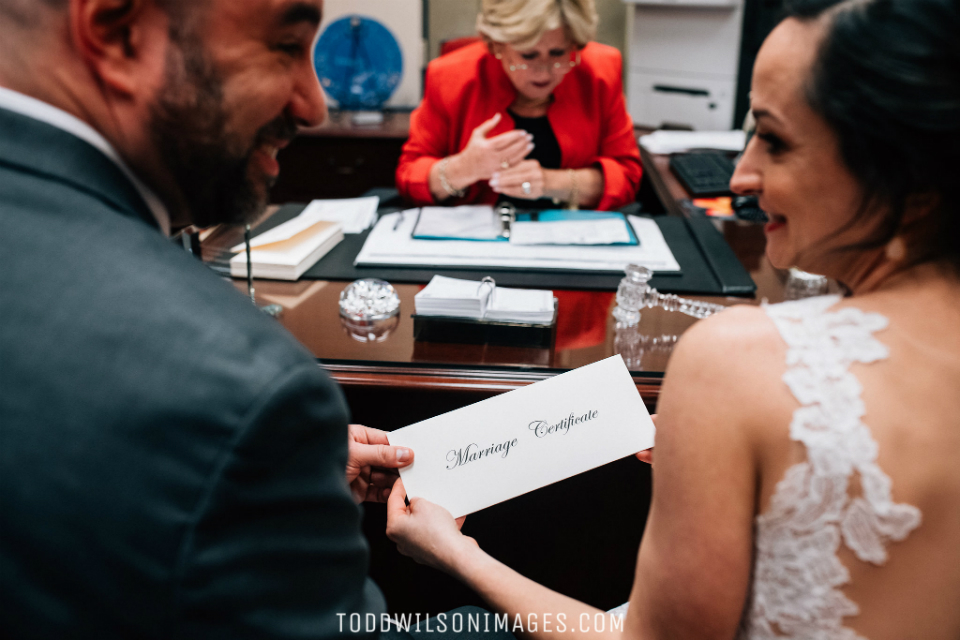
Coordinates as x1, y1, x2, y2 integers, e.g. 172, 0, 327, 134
783, 0, 960, 271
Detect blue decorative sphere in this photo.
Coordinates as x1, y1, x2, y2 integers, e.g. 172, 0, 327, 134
314, 15, 404, 110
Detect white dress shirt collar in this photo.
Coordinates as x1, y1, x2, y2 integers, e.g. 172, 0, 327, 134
0, 85, 172, 237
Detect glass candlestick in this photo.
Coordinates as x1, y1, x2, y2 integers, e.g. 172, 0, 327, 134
244, 224, 282, 317
612, 265, 728, 327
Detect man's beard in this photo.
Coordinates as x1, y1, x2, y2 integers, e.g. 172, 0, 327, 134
148, 35, 297, 228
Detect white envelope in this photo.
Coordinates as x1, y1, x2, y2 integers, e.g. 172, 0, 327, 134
389, 356, 655, 518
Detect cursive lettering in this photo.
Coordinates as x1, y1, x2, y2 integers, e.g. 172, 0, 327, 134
528, 410, 599, 438
447, 439, 518, 470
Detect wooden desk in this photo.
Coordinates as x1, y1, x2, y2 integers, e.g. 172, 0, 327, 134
206, 141, 790, 616
230, 279, 745, 412
219, 144, 788, 417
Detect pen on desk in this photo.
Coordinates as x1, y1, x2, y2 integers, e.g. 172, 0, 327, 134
244, 224, 255, 305
393, 211, 405, 231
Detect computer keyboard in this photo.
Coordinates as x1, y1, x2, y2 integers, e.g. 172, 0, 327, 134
669, 152, 736, 197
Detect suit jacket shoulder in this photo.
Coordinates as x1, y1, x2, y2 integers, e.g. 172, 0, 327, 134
0, 108, 384, 639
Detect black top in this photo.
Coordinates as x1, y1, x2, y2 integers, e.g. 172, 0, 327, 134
498, 109, 562, 210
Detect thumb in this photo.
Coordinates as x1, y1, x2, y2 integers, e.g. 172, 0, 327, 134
386, 478, 409, 530
353, 443, 414, 469
472, 112, 502, 138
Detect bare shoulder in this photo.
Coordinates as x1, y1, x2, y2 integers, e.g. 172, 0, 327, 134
651, 304, 795, 501
667, 304, 786, 394
657, 303, 793, 442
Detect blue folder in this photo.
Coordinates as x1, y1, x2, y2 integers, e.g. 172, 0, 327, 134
411, 208, 640, 246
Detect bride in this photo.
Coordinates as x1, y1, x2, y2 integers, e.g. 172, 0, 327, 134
384, 0, 960, 638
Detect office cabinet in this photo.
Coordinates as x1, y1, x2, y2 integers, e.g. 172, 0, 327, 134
624, 0, 745, 130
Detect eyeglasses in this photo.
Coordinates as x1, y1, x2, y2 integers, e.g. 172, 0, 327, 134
498, 51, 581, 74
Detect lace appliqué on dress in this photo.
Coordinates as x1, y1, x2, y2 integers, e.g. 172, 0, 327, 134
740, 296, 922, 640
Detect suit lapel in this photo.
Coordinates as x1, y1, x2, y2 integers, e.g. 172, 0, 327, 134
0, 106, 160, 232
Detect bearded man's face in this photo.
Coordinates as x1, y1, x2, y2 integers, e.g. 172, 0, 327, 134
148, 1, 325, 228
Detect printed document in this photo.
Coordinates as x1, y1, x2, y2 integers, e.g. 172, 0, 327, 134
389, 356, 655, 518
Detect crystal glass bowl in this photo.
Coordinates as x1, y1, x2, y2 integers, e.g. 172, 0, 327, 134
338, 278, 401, 322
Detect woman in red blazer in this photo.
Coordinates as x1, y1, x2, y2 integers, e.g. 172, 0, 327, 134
396, 0, 642, 212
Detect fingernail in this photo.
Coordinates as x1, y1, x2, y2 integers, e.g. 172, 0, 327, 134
396, 448, 410, 462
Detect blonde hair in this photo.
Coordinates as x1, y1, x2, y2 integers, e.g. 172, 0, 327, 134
477, 0, 598, 50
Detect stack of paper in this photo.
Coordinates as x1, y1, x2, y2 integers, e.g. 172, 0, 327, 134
638, 130, 747, 154
297, 196, 379, 233
414, 275, 493, 319
509, 218, 632, 245
230, 217, 343, 281
415, 276, 555, 324
485, 287, 555, 323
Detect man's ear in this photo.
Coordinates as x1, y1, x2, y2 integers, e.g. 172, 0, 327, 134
70, 0, 168, 97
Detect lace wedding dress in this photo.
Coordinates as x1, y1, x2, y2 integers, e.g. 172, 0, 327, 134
738, 295, 922, 639
610, 296, 922, 639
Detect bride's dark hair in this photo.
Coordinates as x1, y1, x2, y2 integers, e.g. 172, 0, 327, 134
785, 0, 960, 270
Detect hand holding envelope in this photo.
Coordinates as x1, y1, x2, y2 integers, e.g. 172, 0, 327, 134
384, 356, 656, 581
345, 425, 414, 504
387, 480, 476, 574
387, 356, 655, 518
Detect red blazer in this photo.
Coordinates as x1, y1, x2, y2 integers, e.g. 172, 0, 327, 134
396, 42, 642, 211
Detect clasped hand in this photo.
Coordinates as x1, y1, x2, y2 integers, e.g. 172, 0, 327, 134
490, 159, 546, 200
456, 113, 545, 200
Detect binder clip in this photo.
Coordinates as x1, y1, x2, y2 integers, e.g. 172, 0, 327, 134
496, 203, 516, 239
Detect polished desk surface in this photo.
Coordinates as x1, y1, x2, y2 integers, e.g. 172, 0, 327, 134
207, 149, 789, 613
215, 120, 792, 407
209, 156, 788, 408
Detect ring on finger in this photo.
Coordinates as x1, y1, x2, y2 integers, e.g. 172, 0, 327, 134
500, 159, 510, 170
521, 181, 532, 196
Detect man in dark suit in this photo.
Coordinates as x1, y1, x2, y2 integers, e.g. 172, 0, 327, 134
0, 0, 416, 637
